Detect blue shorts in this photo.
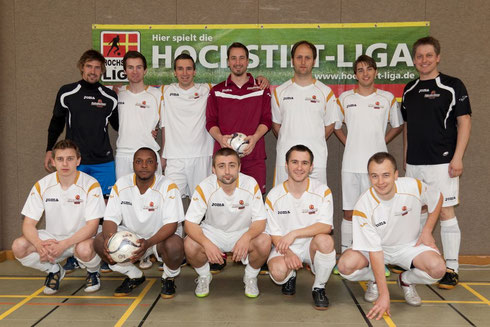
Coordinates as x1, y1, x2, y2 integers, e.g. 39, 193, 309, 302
78, 161, 116, 195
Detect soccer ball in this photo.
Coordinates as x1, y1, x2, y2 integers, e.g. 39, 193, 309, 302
107, 231, 140, 263
116, 51, 121, 56
228, 133, 249, 156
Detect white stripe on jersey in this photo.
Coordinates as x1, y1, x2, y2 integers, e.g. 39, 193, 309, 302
214, 90, 265, 100
434, 76, 456, 129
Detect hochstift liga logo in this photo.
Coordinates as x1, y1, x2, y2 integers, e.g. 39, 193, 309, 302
100, 31, 141, 82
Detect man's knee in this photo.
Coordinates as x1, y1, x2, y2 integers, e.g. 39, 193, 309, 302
12, 237, 31, 258
161, 236, 184, 260
337, 250, 366, 275
251, 233, 271, 254
268, 260, 289, 282
184, 236, 203, 257
75, 239, 95, 261
312, 234, 334, 253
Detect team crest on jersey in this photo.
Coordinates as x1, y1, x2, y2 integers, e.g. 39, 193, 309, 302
143, 201, 157, 212
369, 101, 383, 110
136, 100, 150, 109
91, 99, 107, 108
190, 92, 200, 99
302, 204, 318, 215
424, 90, 440, 99
232, 200, 248, 209
247, 86, 261, 91
305, 95, 320, 103
68, 194, 83, 204
395, 205, 411, 216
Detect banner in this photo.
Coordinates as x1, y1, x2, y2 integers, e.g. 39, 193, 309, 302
92, 23, 429, 97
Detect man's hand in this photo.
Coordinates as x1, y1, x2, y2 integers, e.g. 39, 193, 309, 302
415, 230, 438, 250
284, 251, 302, 270
256, 76, 270, 89
367, 293, 391, 320
241, 135, 257, 157
448, 157, 463, 177
232, 234, 251, 262
103, 236, 117, 265
44, 239, 69, 262
44, 151, 55, 173
218, 134, 233, 149
34, 241, 51, 262
151, 128, 158, 139
203, 240, 225, 264
276, 232, 296, 255
130, 239, 149, 263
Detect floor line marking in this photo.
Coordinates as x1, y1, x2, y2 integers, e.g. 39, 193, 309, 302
0, 287, 44, 320
460, 283, 490, 305
0, 295, 137, 299
0, 277, 127, 281
464, 282, 490, 286
341, 280, 373, 327
115, 278, 156, 327
426, 285, 476, 326
138, 292, 161, 326
358, 281, 396, 327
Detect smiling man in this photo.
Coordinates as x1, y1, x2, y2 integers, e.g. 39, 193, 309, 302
334, 54, 404, 254
337, 152, 445, 320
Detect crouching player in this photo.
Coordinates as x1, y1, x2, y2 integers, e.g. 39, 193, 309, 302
12, 140, 105, 294
265, 145, 336, 310
184, 148, 271, 298
337, 152, 446, 320
94, 147, 185, 298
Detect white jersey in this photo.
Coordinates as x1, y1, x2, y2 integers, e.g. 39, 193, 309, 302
265, 178, 334, 241
185, 173, 267, 233
352, 177, 441, 252
160, 83, 214, 159
336, 89, 403, 173
116, 85, 162, 154
21, 171, 105, 238
272, 79, 340, 168
104, 173, 184, 239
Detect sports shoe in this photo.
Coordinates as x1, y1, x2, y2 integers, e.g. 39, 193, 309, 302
281, 276, 296, 296
390, 265, 405, 274
43, 265, 65, 295
139, 257, 152, 270
63, 256, 80, 274
333, 264, 340, 275
385, 265, 391, 277
243, 276, 259, 298
84, 272, 101, 293
160, 277, 176, 299
195, 274, 212, 298
100, 261, 112, 273
312, 287, 329, 310
114, 275, 146, 296
159, 262, 164, 271
259, 263, 269, 275
438, 268, 459, 290
210, 260, 226, 274
364, 281, 379, 302
181, 258, 187, 267
398, 273, 421, 306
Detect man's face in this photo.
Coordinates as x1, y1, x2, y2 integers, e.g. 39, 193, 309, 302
355, 61, 377, 88
81, 59, 103, 84
53, 148, 80, 177
292, 44, 315, 77
227, 47, 249, 77
368, 159, 398, 200
125, 58, 147, 84
133, 150, 157, 181
413, 44, 440, 78
286, 150, 313, 183
174, 59, 196, 89
213, 155, 240, 186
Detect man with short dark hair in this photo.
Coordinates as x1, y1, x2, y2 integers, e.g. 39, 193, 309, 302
402, 36, 472, 289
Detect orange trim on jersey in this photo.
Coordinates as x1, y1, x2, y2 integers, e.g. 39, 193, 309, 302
369, 187, 380, 203
132, 174, 137, 185
273, 88, 280, 107
326, 90, 334, 102
254, 184, 260, 195
167, 183, 178, 192
55, 173, 60, 183
149, 176, 156, 188
390, 97, 396, 107
282, 181, 288, 193
265, 197, 273, 210
207, 83, 212, 90
353, 210, 367, 219
306, 178, 310, 191
416, 179, 422, 195
112, 184, 119, 196
34, 182, 41, 196
337, 98, 345, 116
324, 188, 331, 197
195, 185, 207, 205
236, 176, 240, 188
272, 167, 277, 187
74, 171, 80, 184
88, 182, 101, 194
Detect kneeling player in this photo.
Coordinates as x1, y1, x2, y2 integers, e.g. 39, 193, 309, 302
94, 147, 185, 298
337, 152, 446, 320
266, 145, 336, 310
12, 140, 105, 294
184, 148, 271, 298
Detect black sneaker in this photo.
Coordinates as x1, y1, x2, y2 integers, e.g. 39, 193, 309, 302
159, 262, 164, 271
210, 261, 226, 274
161, 277, 176, 299
438, 268, 459, 290
43, 265, 65, 295
259, 263, 269, 275
84, 272, 101, 293
282, 276, 296, 296
114, 275, 146, 296
62, 256, 80, 274
312, 287, 329, 310
100, 261, 112, 273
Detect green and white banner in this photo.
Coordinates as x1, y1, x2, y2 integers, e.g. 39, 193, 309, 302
92, 22, 429, 97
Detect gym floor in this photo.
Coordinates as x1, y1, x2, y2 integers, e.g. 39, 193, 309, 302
0, 259, 488, 326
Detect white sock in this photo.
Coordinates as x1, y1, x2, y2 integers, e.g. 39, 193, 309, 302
270, 269, 296, 285
76, 254, 101, 273
16, 253, 54, 273
402, 269, 438, 285
341, 219, 353, 253
195, 262, 211, 277
440, 217, 460, 272
312, 250, 336, 290
109, 262, 143, 279
244, 264, 261, 279
162, 264, 180, 279
340, 267, 374, 282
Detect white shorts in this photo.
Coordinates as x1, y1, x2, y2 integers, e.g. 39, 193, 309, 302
341, 172, 370, 210
267, 238, 315, 273
201, 224, 249, 265
406, 163, 459, 207
358, 241, 440, 270
38, 230, 76, 263
165, 156, 212, 197
115, 151, 162, 180
274, 165, 327, 187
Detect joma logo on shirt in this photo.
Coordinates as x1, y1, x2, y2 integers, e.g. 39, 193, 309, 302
211, 203, 224, 207
346, 104, 357, 108
169, 93, 179, 96
283, 97, 294, 100
278, 210, 290, 214
121, 201, 132, 205
375, 221, 386, 227
45, 198, 59, 202
84, 96, 96, 100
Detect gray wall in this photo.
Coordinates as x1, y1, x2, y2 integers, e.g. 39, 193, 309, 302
1, 0, 488, 254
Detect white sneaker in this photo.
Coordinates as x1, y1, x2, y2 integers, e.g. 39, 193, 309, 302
139, 257, 153, 270
195, 274, 212, 298
398, 273, 422, 306
364, 281, 379, 302
84, 272, 101, 293
43, 265, 65, 295
243, 276, 259, 298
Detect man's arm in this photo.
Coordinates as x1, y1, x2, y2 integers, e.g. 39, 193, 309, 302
131, 222, 177, 262
271, 235, 303, 270
45, 89, 67, 172
334, 128, 347, 145
416, 193, 443, 249
232, 219, 266, 261
403, 122, 408, 171
449, 114, 471, 177
272, 122, 281, 138
325, 123, 335, 140
185, 221, 225, 264
366, 251, 391, 320
160, 127, 167, 173
22, 217, 50, 261
385, 125, 404, 144
276, 222, 331, 254
208, 126, 232, 149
